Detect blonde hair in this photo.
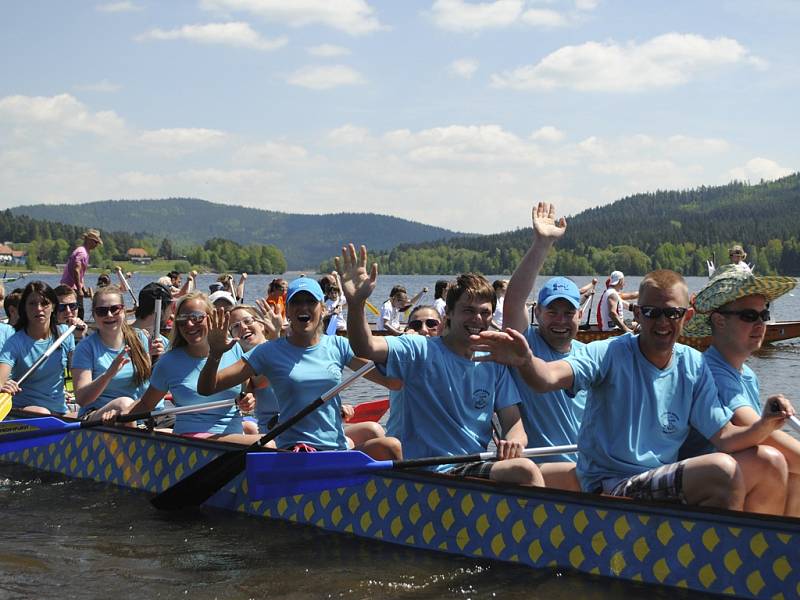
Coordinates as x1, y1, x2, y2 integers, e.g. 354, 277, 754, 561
169, 291, 213, 350
92, 285, 151, 386
639, 270, 689, 304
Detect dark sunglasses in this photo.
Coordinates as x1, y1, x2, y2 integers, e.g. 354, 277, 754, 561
57, 302, 79, 312
94, 304, 124, 317
407, 318, 440, 331
175, 311, 207, 325
638, 306, 688, 320
716, 309, 770, 323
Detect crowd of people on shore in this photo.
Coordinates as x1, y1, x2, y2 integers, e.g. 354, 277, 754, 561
1, 213, 798, 517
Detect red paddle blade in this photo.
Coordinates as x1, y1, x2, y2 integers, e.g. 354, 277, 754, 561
349, 398, 389, 424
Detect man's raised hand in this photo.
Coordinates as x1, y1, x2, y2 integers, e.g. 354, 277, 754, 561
335, 243, 377, 305
532, 202, 567, 243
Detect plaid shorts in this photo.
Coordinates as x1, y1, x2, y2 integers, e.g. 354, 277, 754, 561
603, 461, 687, 504
445, 460, 494, 479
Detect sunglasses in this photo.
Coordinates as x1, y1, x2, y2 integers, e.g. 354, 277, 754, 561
716, 309, 771, 323
94, 304, 124, 317
406, 318, 441, 331
229, 315, 255, 335
57, 302, 79, 312
638, 306, 688, 320
175, 311, 208, 325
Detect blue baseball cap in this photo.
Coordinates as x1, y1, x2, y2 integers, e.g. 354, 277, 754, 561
537, 277, 580, 309
287, 277, 324, 303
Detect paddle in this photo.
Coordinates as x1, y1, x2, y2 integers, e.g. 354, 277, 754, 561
348, 398, 389, 424
153, 298, 162, 339
0, 324, 77, 421
0, 398, 238, 455
246, 444, 579, 499
115, 267, 138, 307
150, 361, 376, 510
365, 300, 379, 316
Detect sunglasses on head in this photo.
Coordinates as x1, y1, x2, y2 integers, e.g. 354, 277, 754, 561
94, 304, 124, 317
406, 318, 440, 331
638, 306, 688, 320
57, 302, 79, 312
175, 311, 207, 325
229, 315, 255, 335
716, 308, 770, 323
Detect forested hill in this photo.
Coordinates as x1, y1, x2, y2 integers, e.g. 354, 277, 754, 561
11, 198, 461, 270
344, 174, 800, 276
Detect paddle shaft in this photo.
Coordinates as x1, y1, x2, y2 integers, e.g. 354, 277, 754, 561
17, 324, 77, 386
390, 444, 578, 470
116, 268, 138, 306
153, 298, 162, 340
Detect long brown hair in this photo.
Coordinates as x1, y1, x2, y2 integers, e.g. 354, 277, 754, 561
92, 285, 151, 386
169, 292, 212, 350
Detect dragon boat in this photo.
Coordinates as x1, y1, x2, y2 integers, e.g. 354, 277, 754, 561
1, 410, 798, 599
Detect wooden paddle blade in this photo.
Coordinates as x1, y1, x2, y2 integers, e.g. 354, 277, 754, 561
0, 417, 80, 455
0, 392, 11, 421
150, 448, 248, 510
348, 398, 389, 424
246, 451, 391, 500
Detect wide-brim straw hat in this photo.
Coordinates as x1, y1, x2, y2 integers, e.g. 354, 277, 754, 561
83, 228, 103, 245
683, 264, 797, 337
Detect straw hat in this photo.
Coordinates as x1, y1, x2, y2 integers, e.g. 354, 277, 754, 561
83, 228, 103, 245
683, 264, 797, 337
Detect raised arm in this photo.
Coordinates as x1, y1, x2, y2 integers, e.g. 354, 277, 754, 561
504, 202, 567, 333
470, 328, 574, 392
197, 308, 256, 395
336, 244, 389, 364
73, 347, 131, 408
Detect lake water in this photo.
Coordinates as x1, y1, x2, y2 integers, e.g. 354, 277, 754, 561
1, 272, 797, 599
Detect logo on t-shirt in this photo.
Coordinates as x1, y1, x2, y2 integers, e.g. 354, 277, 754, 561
473, 389, 490, 410
660, 411, 679, 434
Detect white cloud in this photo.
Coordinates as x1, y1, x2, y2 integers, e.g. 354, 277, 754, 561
491, 33, 762, 91
233, 141, 309, 164
74, 80, 122, 93
429, 0, 523, 32
729, 158, 793, 182
178, 168, 280, 186
574, 0, 598, 10
287, 65, 365, 90
326, 124, 371, 145
450, 58, 479, 79
200, 0, 384, 35
118, 171, 165, 186
520, 8, 567, 27
0, 93, 125, 137
531, 125, 565, 142
136, 22, 287, 51
308, 44, 350, 57
138, 128, 227, 155
96, 1, 143, 12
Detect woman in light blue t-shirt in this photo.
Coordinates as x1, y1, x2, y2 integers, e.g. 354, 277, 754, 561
0, 281, 75, 415
120, 292, 261, 444
72, 285, 165, 421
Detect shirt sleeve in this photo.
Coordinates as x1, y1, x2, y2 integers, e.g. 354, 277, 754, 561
0, 335, 17, 367
71, 337, 94, 371
689, 359, 733, 439
494, 365, 521, 410
564, 337, 612, 393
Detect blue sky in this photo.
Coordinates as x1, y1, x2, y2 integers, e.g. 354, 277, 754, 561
1, 0, 798, 234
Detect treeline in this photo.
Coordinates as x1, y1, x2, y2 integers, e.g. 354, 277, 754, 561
0, 210, 286, 274
320, 174, 800, 276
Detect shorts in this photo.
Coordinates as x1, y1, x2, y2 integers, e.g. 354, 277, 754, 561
601, 461, 687, 503
445, 460, 494, 480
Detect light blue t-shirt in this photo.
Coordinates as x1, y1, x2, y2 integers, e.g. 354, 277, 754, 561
0, 323, 14, 351
0, 324, 76, 414
254, 381, 280, 433
383, 335, 521, 472
71, 329, 151, 416
512, 327, 587, 463
243, 335, 353, 450
680, 345, 761, 458
149, 345, 244, 435
566, 333, 732, 492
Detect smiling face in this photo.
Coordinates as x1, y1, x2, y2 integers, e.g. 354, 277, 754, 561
405, 307, 442, 337
93, 291, 125, 333
287, 292, 322, 338
56, 292, 78, 325
635, 281, 691, 364
535, 298, 580, 352
711, 294, 768, 358
445, 294, 493, 345
229, 307, 266, 352
175, 298, 210, 347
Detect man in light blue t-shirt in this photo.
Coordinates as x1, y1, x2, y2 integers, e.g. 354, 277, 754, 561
681, 264, 798, 516
470, 202, 793, 514
338, 245, 543, 485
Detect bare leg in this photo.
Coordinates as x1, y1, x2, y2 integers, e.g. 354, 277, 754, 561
681, 453, 746, 510
344, 421, 385, 446
489, 458, 544, 487
356, 436, 402, 460
212, 433, 270, 445
87, 397, 136, 426
540, 462, 580, 491
22, 405, 51, 415
730, 445, 788, 515
242, 420, 259, 435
